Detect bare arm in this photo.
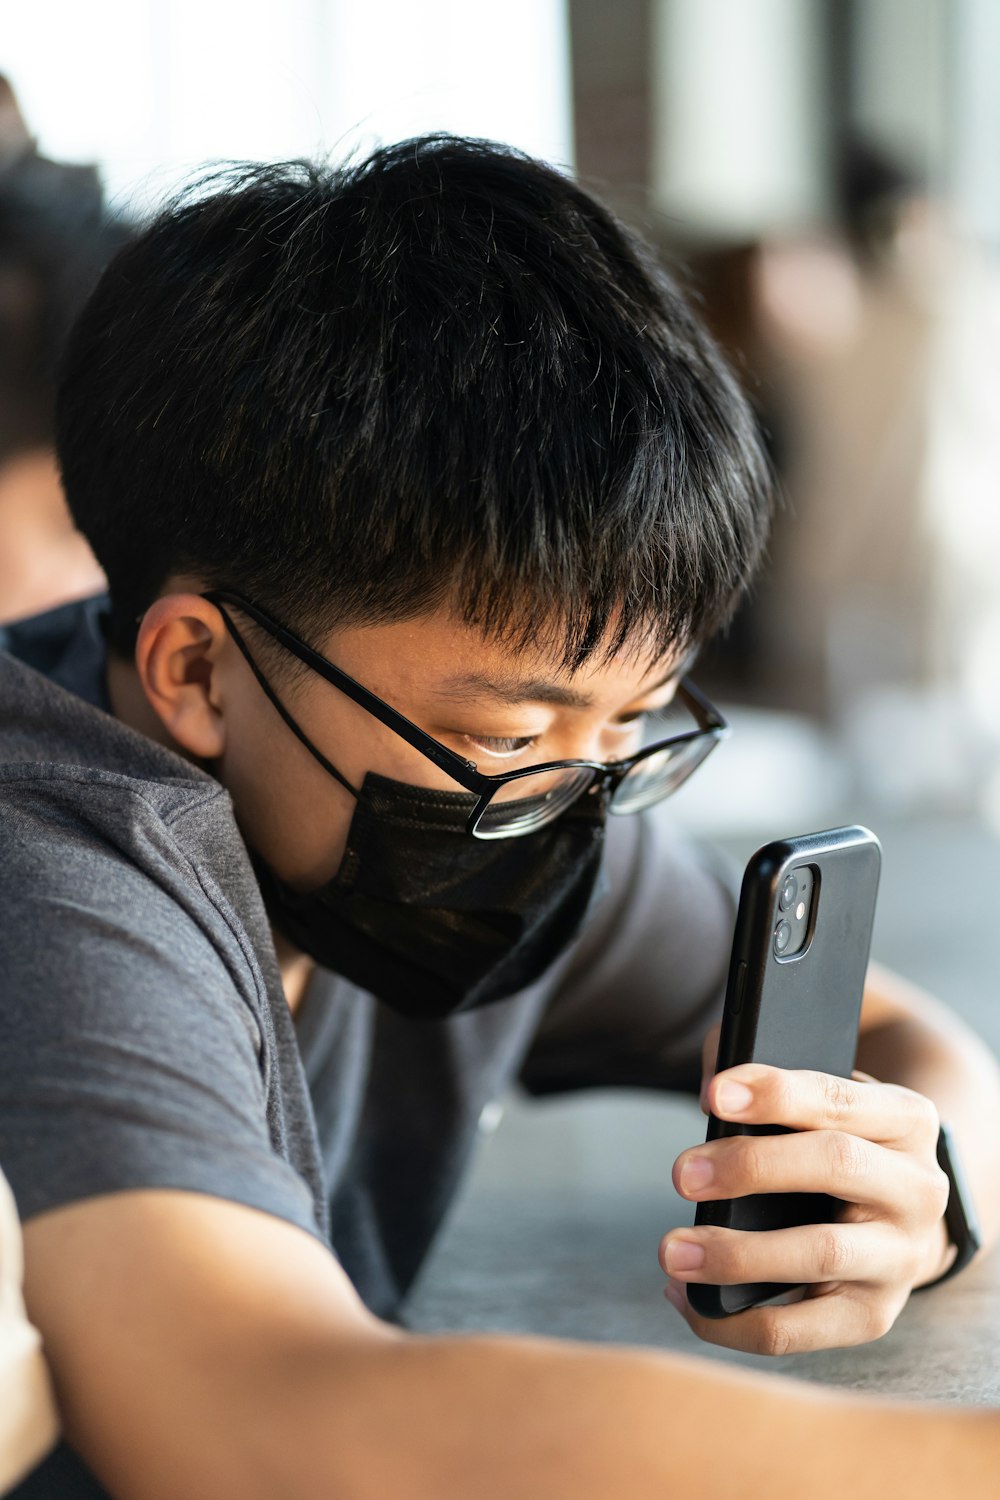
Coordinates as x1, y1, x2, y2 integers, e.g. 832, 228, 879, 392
24, 1191, 1000, 1500
856, 961, 1000, 1266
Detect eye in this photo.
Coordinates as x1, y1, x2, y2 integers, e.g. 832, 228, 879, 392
463, 733, 539, 758
628, 693, 680, 726
616, 702, 670, 728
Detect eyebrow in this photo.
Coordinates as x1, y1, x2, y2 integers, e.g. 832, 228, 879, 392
434, 665, 681, 711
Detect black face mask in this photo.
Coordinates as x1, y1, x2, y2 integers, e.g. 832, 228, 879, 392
253, 772, 608, 1020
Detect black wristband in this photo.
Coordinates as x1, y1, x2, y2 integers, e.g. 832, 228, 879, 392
914, 1122, 982, 1292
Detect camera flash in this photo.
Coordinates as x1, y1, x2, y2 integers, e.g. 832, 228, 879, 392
796, 901, 806, 920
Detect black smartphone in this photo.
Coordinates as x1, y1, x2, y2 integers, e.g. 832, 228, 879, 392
686, 825, 881, 1320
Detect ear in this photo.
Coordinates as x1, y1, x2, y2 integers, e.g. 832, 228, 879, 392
134, 594, 230, 759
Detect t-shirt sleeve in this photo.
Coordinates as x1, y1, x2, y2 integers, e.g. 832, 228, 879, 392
0, 788, 320, 1239
519, 807, 740, 1098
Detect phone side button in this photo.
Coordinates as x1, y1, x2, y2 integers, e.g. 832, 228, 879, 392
731, 961, 748, 1015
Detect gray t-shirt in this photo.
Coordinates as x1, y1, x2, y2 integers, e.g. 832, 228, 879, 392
0, 597, 736, 1498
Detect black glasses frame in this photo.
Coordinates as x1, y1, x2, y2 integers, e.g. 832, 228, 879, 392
203, 589, 730, 839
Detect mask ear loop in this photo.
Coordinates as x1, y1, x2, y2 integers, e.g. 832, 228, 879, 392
211, 601, 359, 800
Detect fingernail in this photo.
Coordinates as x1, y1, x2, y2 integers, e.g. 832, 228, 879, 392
665, 1238, 706, 1272
663, 1279, 686, 1311
716, 1081, 754, 1115
680, 1156, 714, 1193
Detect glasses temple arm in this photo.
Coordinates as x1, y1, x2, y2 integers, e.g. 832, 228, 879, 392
213, 606, 359, 800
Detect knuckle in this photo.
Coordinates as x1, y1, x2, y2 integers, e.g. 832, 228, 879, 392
895, 1083, 940, 1144
762, 1069, 793, 1120
926, 1163, 951, 1219
916, 1093, 942, 1147
829, 1129, 869, 1183
759, 1317, 796, 1358
733, 1138, 770, 1192
718, 1234, 755, 1285
861, 1297, 896, 1342
916, 1090, 941, 1134
819, 1073, 858, 1125
816, 1225, 854, 1280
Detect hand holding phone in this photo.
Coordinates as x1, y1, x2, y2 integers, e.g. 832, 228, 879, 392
684, 826, 881, 1319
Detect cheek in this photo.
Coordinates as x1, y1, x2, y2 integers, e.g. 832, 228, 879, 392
214, 704, 358, 888
263, 772, 358, 889
213, 692, 464, 890
216, 638, 501, 890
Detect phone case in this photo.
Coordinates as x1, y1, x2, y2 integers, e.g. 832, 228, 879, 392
686, 825, 881, 1319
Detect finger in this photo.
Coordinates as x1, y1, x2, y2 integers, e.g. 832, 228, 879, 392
701, 1021, 721, 1078
706, 1064, 940, 1150
699, 1021, 722, 1113
673, 1129, 929, 1217
659, 1220, 913, 1290
664, 1278, 903, 1355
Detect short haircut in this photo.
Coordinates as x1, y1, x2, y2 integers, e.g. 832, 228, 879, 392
57, 135, 771, 668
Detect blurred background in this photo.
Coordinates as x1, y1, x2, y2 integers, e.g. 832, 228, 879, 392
3, 0, 999, 831
2, 0, 999, 1359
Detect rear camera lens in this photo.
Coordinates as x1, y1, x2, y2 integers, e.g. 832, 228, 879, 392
774, 919, 792, 955
779, 874, 798, 911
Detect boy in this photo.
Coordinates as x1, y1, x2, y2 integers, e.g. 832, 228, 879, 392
2, 136, 999, 1498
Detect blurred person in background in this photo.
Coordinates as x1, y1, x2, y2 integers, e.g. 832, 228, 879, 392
0, 75, 125, 628
749, 135, 1000, 813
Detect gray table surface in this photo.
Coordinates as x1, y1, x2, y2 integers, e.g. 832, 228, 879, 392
405, 815, 1000, 1403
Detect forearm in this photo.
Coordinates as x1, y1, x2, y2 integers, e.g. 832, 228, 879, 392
34, 1190, 1000, 1500
284, 1330, 999, 1500
858, 962, 1000, 1255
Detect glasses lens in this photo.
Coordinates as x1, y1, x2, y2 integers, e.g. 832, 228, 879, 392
474, 766, 597, 839
610, 734, 718, 815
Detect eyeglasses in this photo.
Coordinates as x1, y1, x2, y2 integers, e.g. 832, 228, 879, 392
203, 590, 730, 840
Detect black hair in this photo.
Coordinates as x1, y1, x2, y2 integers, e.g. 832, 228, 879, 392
56, 134, 771, 669
834, 134, 925, 267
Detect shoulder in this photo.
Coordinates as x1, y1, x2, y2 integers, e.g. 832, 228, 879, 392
0, 761, 242, 953
0, 763, 320, 1242
0, 651, 258, 974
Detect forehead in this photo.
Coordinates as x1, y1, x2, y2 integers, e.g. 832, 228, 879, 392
317, 605, 686, 707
